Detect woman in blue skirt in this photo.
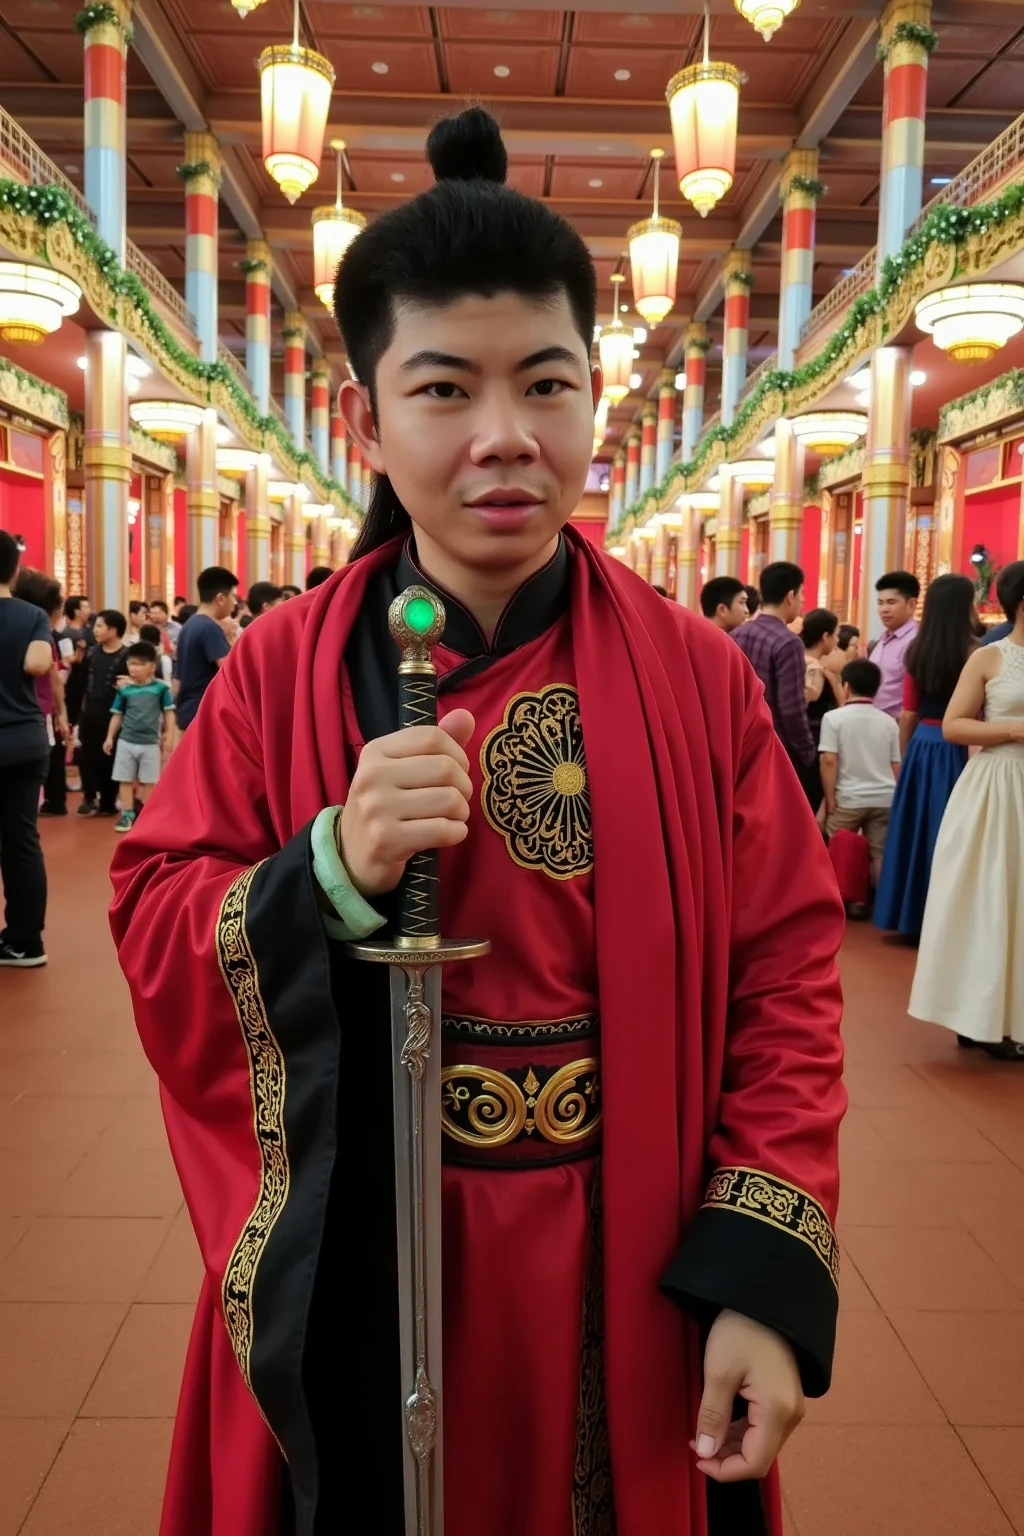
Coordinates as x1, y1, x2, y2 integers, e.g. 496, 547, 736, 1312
874, 573, 977, 938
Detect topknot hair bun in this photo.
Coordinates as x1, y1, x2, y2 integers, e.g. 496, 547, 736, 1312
426, 107, 508, 185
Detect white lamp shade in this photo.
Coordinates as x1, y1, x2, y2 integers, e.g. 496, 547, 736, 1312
593, 394, 611, 453
258, 44, 336, 205
312, 205, 367, 307
734, 0, 800, 41
216, 448, 262, 479
628, 216, 682, 325
666, 62, 743, 218
129, 400, 206, 442
0, 262, 81, 344
790, 411, 868, 455
915, 283, 1024, 364
598, 327, 635, 403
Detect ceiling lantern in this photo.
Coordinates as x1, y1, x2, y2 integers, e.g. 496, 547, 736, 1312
129, 400, 205, 442
216, 448, 262, 479
312, 140, 367, 308
258, 0, 336, 205
598, 273, 634, 404
232, 0, 267, 13
734, 0, 800, 42
628, 148, 682, 326
666, 10, 743, 219
0, 262, 81, 344
709, 459, 776, 492
790, 411, 868, 456
915, 283, 1024, 364
593, 393, 611, 454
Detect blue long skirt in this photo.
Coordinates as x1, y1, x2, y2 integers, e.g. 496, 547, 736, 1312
874, 723, 968, 937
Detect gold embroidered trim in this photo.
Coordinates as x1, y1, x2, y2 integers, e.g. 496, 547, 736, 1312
216, 863, 291, 1397
441, 1058, 601, 1149
702, 1167, 840, 1291
443, 1012, 599, 1043
480, 684, 594, 881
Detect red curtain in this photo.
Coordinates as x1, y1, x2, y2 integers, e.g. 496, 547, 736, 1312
0, 469, 46, 572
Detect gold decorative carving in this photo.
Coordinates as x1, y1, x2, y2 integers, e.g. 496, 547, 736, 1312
0, 358, 69, 430
703, 1166, 840, 1290
441, 1058, 601, 1149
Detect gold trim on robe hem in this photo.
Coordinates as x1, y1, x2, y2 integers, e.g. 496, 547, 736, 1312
701, 1167, 840, 1290
573, 1168, 615, 1535
215, 861, 292, 1407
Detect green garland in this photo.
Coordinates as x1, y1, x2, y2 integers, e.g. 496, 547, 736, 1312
686, 336, 713, 355
877, 21, 939, 61
175, 161, 221, 188
782, 176, 827, 201
73, 4, 132, 43
238, 258, 269, 276
728, 269, 755, 290
0, 354, 69, 428
614, 180, 1024, 531
280, 326, 305, 344
939, 368, 1024, 438
0, 178, 359, 517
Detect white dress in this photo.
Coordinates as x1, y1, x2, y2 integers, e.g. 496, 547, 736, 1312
909, 637, 1024, 1044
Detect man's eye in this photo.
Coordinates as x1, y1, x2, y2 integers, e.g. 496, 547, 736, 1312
527, 378, 569, 397
423, 382, 465, 399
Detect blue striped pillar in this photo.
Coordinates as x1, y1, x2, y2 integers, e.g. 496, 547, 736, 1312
182, 132, 220, 365
83, 0, 128, 260
778, 149, 820, 371
681, 323, 709, 460
244, 238, 272, 416
283, 312, 307, 450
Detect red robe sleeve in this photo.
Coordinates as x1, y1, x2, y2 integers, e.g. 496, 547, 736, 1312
662, 661, 846, 1397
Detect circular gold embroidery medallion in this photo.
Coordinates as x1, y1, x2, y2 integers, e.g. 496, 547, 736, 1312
480, 684, 593, 880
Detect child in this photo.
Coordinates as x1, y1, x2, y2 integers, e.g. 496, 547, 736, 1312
103, 641, 174, 832
78, 609, 127, 816
819, 657, 901, 887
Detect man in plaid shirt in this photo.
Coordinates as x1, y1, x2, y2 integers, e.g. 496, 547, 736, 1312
733, 562, 815, 769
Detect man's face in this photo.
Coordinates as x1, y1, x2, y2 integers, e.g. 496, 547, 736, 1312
346, 290, 599, 577
785, 585, 805, 622
725, 591, 749, 630
150, 605, 167, 627
93, 617, 112, 645
211, 589, 237, 620
877, 588, 915, 631
127, 657, 155, 683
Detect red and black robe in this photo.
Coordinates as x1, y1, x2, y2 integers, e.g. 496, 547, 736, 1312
110, 529, 846, 1536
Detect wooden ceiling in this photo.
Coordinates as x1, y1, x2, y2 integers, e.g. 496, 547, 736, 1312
3, 0, 1024, 457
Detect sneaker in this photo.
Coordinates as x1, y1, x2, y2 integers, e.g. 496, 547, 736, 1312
38, 803, 68, 817
0, 937, 47, 968
114, 811, 136, 833
985, 1039, 1024, 1062
77, 799, 98, 817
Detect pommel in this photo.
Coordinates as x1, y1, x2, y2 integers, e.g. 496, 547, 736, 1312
389, 585, 446, 664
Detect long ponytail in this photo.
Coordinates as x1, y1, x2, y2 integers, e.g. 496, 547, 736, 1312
348, 473, 412, 561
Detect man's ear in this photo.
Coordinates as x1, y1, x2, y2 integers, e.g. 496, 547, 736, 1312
591, 365, 604, 411
338, 379, 385, 474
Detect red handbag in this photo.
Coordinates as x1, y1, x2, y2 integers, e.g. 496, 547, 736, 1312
827, 828, 870, 906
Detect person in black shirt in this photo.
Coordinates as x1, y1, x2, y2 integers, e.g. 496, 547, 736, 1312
173, 567, 236, 730
78, 609, 128, 817
0, 531, 54, 966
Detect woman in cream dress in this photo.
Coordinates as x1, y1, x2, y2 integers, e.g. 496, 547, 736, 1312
909, 561, 1024, 1060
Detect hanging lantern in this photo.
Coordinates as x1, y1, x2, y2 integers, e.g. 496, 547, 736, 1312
598, 274, 634, 404
915, 283, 1024, 364
0, 262, 81, 344
312, 140, 367, 308
258, 0, 336, 205
627, 149, 682, 326
593, 394, 611, 454
790, 411, 868, 456
734, 0, 800, 42
666, 10, 743, 219
709, 460, 775, 492
216, 448, 262, 479
129, 401, 206, 442
232, 0, 268, 13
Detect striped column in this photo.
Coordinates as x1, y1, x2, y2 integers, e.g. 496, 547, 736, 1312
651, 520, 669, 588
311, 359, 331, 475
769, 416, 806, 564
218, 495, 237, 573
860, 346, 913, 638
655, 370, 676, 482
721, 250, 752, 426
681, 324, 709, 461
311, 514, 330, 569
624, 428, 641, 511
330, 407, 347, 485
186, 409, 219, 595
348, 439, 363, 507
283, 312, 307, 450
285, 493, 306, 588
717, 466, 744, 579
246, 458, 271, 585
83, 0, 128, 259
244, 239, 272, 416
609, 449, 626, 529
271, 518, 285, 587
639, 404, 658, 496
84, 330, 130, 610
777, 149, 820, 371
877, 0, 932, 267
182, 133, 220, 364
677, 501, 700, 611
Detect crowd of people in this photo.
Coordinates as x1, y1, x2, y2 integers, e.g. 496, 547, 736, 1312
707, 557, 1024, 1061
0, 528, 331, 967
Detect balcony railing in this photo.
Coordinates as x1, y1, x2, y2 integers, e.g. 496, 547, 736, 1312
741, 351, 778, 399
909, 109, 1024, 236
0, 106, 90, 214
125, 243, 197, 346
217, 340, 252, 395
799, 250, 877, 348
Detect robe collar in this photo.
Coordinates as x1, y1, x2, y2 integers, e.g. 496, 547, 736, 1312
396, 533, 569, 659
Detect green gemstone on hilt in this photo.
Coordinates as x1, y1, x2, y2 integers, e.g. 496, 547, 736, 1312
388, 584, 447, 660
403, 595, 438, 636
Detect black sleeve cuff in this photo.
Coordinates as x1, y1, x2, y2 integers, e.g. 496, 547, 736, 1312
660, 1168, 840, 1398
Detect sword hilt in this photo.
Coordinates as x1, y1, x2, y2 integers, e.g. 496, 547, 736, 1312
389, 586, 447, 947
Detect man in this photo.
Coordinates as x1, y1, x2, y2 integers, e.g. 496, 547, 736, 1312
872, 570, 919, 719
743, 584, 761, 619
733, 562, 815, 770
700, 576, 749, 633
148, 598, 181, 649
127, 600, 149, 643
279, 583, 302, 601
246, 580, 284, 619
172, 566, 237, 729
0, 531, 53, 966
78, 609, 129, 817
306, 566, 333, 590
111, 107, 844, 1536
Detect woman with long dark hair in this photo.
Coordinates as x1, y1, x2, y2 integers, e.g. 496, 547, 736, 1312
874, 572, 977, 937
798, 608, 840, 813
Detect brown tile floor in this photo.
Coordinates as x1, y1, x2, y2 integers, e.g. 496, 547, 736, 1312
2, 814, 1023, 1534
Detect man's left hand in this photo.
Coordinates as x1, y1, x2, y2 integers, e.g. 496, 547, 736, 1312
691, 1309, 804, 1483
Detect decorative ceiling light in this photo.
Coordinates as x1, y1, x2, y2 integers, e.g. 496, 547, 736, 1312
636, 523, 658, 539
593, 393, 610, 454
312, 140, 367, 308
0, 262, 81, 344
302, 500, 332, 519
628, 148, 682, 326
734, 0, 800, 42
666, 8, 744, 219
129, 400, 205, 442
915, 283, 1024, 364
710, 459, 776, 491
598, 274, 634, 403
232, 0, 268, 13
216, 448, 262, 479
258, 0, 336, 205
269, 479, 304, 501
684, 492, 720, 512
790, 411, 868, 456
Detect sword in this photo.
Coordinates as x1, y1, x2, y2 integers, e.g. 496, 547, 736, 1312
347, 585, 489, 1535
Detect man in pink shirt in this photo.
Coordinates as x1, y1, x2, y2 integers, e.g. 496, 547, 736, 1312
872, 570, 920, 718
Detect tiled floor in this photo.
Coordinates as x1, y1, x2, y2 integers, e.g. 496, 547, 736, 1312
2, 814, 1023, 1534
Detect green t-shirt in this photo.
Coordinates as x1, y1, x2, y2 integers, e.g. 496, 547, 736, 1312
111, 679, 174, 744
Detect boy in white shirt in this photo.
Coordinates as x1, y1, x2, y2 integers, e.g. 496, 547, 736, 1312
819, 658, 901, 885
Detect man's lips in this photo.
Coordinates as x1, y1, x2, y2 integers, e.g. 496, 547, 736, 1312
464, 491, 544, 508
